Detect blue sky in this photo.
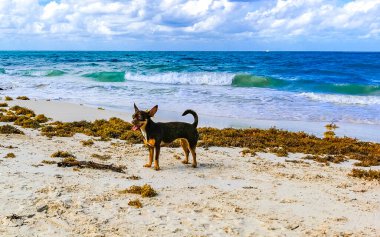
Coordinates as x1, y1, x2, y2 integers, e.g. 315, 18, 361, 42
0, 0, 379, 51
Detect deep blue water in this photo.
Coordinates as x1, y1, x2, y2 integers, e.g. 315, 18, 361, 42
1, 51, 380, 124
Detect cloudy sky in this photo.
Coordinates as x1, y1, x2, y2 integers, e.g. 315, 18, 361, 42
0, 0, 379, 51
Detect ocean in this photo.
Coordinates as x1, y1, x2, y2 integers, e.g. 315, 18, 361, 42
1, 51, 379, 125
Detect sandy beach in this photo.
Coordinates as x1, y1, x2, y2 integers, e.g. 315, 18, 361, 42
2, 0, 380, 236
1, 98, 379, 236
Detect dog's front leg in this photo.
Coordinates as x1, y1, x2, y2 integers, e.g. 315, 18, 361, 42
154, 145, 161, 171
144, 146, 154, 168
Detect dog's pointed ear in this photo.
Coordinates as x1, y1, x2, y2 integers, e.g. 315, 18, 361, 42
134, 103, 139, 112
149, 105, 158, 117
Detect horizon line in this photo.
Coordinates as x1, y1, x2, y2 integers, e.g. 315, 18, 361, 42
0, 50, 380, 53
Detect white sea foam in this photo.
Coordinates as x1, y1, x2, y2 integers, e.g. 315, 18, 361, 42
124, 72, 234, 86
301, 92, 380, 105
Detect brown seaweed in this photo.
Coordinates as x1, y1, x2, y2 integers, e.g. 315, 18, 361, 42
349, 169, 380, 181
0, 125, 24, 134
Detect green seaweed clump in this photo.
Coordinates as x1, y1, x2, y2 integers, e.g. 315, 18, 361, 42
303, 154, 347, 165
128, 199, 142, 208
62, 157, 77, 162
0, 112, 18, 122
241, 148, 257, 157
35, 114, 49, 123
269, 147, 289, 157
119, 185, 141, 195
14, 116, 40, 128
198, 127, 380, 167
91, 153, 111, 160
51, 151, 76, 158
140, 184, 158, 197
9, 106, 35, 117
0, 125, 24, 134
4, 153, 16, 158
119, 184, 157, 198
16, 96, 30, 100
353, 158, 379, 167
349, 169, 380, 181
41, 117, 141, 142
81, 139, 94, 146
41, 160, 57, 165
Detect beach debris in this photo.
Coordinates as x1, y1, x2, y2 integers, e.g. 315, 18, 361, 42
0, 125, 24, 134
4, 153, 16, 158
198, 127, 380, 167
35, 114, 49, 123
268, 147, 288, 157
349, 169, 380, 181
16, 96, 30, 100
57, 160, 126, 173
241, 148, 257, 157
118, 184, 157, 197
40, 117, 142, 142
36, 205, 49, 213
0, 144, 16, 149
14, 116, 40, 128
51, 151, 75, 158
6, 213, 35, 220
41, 160, 57, 165
128, 199, 142, 208
303, 155, 346, 165
81, 139, 94, 146
4, 213, 35, 227
0, 102, 8, 107
62, 157, 77, 163
97, 107, 105, 110
91, 153, 111, 160
126, 175, 141, 180
9, 105, 35, 117
0, 112, 18, 122
285, 159, 306, 164
242, 186, 254, 189
2, 105, 380, 169
324, 122, 339, 139
5, 96, 13, 101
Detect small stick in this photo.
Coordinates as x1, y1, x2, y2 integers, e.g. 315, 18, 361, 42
57, 160, 125, 173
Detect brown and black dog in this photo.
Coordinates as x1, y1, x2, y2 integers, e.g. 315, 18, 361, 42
131, 104, 199, 170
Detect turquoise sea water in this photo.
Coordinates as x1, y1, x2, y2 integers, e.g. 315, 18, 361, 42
0, 51, 379, 125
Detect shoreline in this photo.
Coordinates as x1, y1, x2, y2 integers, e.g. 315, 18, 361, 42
4, 98, 380, 143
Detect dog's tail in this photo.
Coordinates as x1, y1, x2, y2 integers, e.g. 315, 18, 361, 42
182, 109, 198, 128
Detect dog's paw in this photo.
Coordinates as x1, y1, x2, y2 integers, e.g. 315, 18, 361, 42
143, 163, 152, 168
182, 160, 189, 164
192, 163, 197, 168
154, 166, 160, 171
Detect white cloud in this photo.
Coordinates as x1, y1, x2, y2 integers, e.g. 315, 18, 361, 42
0, 0, 379, 42
245, 0, 380, 39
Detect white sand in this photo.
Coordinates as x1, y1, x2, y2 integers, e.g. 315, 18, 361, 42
1, 99, 380, 236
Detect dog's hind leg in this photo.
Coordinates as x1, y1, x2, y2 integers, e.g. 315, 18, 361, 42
180, 139, 190, 164
144, 147, 154, 168
154, 145, 161, 171
189, 145, 197, 168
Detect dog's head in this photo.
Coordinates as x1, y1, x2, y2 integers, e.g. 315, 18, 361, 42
131, 103, 158, 131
